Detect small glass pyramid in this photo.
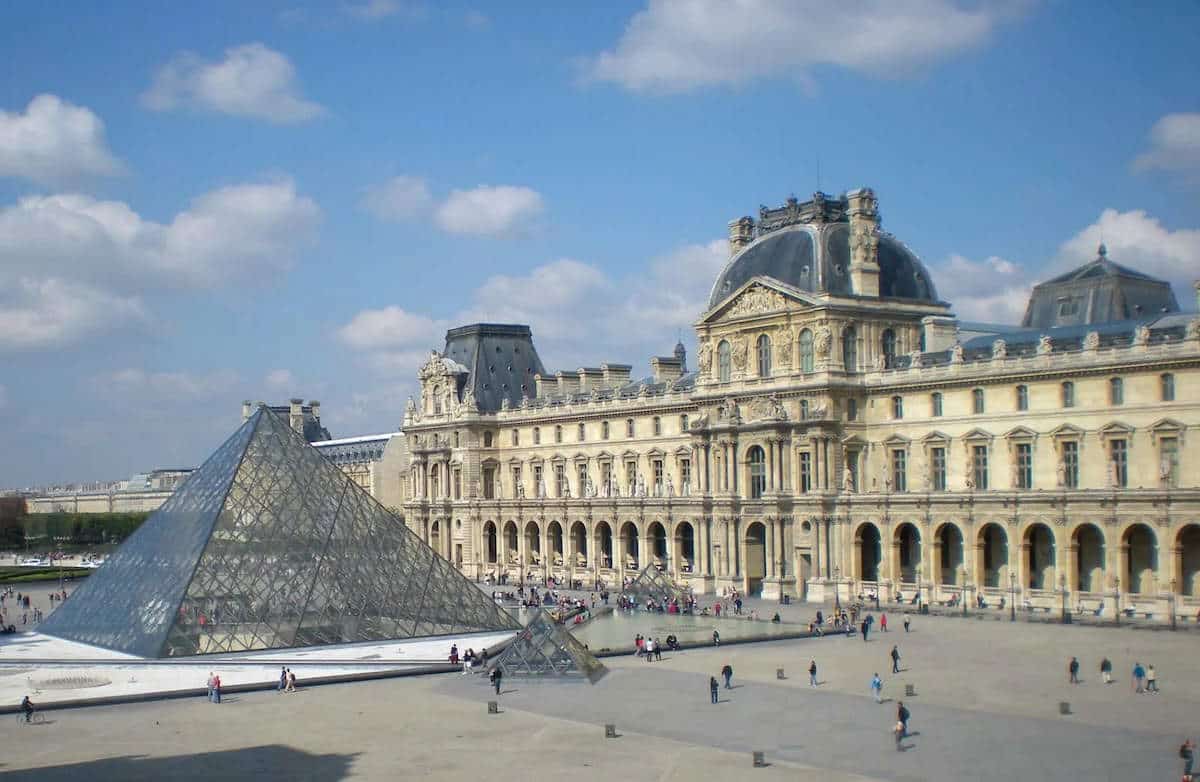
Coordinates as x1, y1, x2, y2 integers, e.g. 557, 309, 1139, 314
621, 565, 691, 606
488, 609, 607, 684
39, 406, 520, 657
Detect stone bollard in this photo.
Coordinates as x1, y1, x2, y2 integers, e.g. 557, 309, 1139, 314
905, 684, 915, 697
488, 701, 499, 714
752, 751, 766, 768
776, 667, 786, 680
1059, 701, 1070, 715
605, 723, 617, 738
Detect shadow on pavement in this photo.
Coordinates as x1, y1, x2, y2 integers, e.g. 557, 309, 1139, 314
2, 745, 359, 782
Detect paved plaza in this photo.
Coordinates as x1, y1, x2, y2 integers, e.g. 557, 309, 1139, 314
3, 605, 1191, 781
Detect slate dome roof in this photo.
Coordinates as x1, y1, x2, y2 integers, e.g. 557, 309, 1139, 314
707, 221, 939, 309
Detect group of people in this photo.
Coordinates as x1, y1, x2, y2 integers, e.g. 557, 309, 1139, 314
1068, 656, 1159, 692
449, 644, 488, 673
277, 667, 297, 693
708, 664, 735, 702
808, 609, 911, 638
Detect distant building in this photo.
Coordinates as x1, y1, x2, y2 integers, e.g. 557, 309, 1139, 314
244, 398, 331, 443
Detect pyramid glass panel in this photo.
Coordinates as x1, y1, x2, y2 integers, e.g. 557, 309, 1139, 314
40, 407, 520, 657
621, 566, 691, 607
489, 609, 607, 684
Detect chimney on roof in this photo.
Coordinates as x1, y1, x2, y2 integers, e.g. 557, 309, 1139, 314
846, 188, 881, 298
601, 363, 632, 388
651, 356, 683, 384
533, 374, 551, 398
1194, 280, 1199, 312
556, 371, 581, 395
242, 400, 252, 421
728, 216, 754, 257
310, 400, 321, 420
577, 368, 603, 391
289, 398, 304, 433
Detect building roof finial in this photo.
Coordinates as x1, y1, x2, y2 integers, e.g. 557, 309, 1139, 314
1097, 243, 1107, 259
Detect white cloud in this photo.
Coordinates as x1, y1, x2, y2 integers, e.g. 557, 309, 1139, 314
0, 179, 319, 352
142, 43, 324, 124
928, 254, 1033, 323
264, 369, 296, 390
586, 0, 1018, 93
1058, 209, 1200, 306
95, 368, 241, 401
343, 0, 404, 19
0, 180, 320, 291
0, 94, 123, 184
0, 278, 148, 351
434, 185, 544, 237
337, 306, 449, 375
361, 175, 433, 221
464, 10, 489, 29
1133, 112, 1200, 179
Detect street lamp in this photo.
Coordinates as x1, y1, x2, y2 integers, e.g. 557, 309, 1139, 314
833, 566, 841, 613
1009, 572, 1016, 622
962, 566, 968, 616
1170, 578, 1177, 631
1060, 573, 1068, 624
1114, 576, 1120, 626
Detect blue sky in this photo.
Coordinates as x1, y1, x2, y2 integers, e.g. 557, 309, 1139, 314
1, 0, 1198, 488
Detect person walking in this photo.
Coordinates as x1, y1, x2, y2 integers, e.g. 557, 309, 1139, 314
894, 718, 905, 751
1146, 664, 1158, 693
1100, 657, 1113, 684
903, 613, 911, 633
277, 666, 287, 693
897, 701, 910, 737
880, 613, 888, 632
285, 669, 296, 693
211, 673, 221, 704
491, 666, 503, 695
1069, 656, 1080, 684
712, 629, 720, 646
721, 663, 733, 689
653, 638, 662, 662
890, 645, 901, 674
861, 619, 869, 642
871, 673, 883, 703
1180, 738, 1195, 781
809, 659, 818, 687
1132, 661, 1146, 693
206, 672, 215, 701
710, 676, 720, 704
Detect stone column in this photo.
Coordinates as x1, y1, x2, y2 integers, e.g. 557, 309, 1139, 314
766, 517, 777, 577
766, 439, 776, 492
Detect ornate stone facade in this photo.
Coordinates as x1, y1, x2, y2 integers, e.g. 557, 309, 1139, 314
396, 189, 1200, 622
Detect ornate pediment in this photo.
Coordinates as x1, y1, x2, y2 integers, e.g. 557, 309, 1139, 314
701, 277, 818, 324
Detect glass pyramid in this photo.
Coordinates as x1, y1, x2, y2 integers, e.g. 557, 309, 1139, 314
39, 407, 520, 658
621, 565, 691, 607
489, 609, 607, 684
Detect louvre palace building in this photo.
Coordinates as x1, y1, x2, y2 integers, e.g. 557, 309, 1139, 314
396, 188, 1200, 616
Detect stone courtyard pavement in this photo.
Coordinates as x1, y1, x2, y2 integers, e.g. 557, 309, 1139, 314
3, 608, 1191, 781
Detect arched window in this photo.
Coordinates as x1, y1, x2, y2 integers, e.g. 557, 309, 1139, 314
432, 385, 442, 414
972, 388, 985, 414
1162, 373, 1175, 402
842, 327, 857, 373
799, 329, 814, 373
748, 446, 766, 499
717, 340, 732, 382
881, 329, 897, 369
756, 334, 771, 377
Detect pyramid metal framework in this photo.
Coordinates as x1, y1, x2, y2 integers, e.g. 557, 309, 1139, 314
488, 609, 607, 684
39, 407, 520, 658
621, 566, 691, 606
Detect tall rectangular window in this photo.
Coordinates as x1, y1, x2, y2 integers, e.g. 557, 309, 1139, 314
680, 414, 689, 432
1162, 373, 1175, 402
891, 449, 907, 492
578, 463, 588, 495
1062, 382, 1074, 408
680, 458, 691, 492
1110, 377, 1124, 406
625, 462, 637, 493
653, 459, 664, 494
972, 445, 989, 490
533, 465, 543, 497
600, 462, 612, 493
482, 467, 496, 499
555, 463, 567, 497
846, 451, 859, 492
511, 466, 522, 498
1110, 439, 1128, 487
555, 425, 563, 444
1016, 443, 1033, 489
453, 469, 462, 499
511, 429, 519, 446
626, 418, 635, 437
578, 422, 586, 441
533, 427, 541, 445
602, 421, 610, 440
973, 388, 985, 414
1015, 385, 1028, 412
892, 396, 903, 420
847, 398, 858, 421
1062, 441, 1079, 489
799, 452, 812, 493
1160, 437, 1179, 488
653, 416, 662, 436
930, 447, 946, 491
931, 393, 943, 417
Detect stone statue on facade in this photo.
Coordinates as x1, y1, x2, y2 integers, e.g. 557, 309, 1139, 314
1188, 317, 1200, 341
666, 476, 675, 497
843, 469, 855, 493
516, 482, 525, 499
815, 325, 833, 359
908, 350, 923, 368
991, 339, 1007, 360
585, 475, 596, 498
776, 328, 792, 368
1037, 334, 1053, 356
1134, 324, 1151, 347
697, 340, 713, 375
951, 343, 964, 364
1055, 457, 1066, 488
1083, 331, 1100, 351
1160, 456, 1173, 486
635, 475, 647, 498
732, 337, 749, 371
